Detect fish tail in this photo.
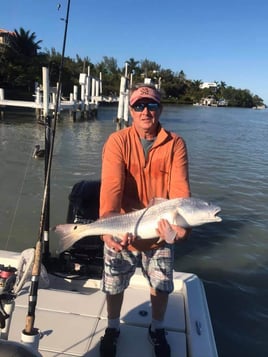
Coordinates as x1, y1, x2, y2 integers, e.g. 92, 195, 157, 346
53, 224, 86, 253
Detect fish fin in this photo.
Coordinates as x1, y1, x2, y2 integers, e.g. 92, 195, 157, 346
131, 198, 167, 211
130, 197, 167, 211
174, 209, 189, 228
148, 197, 168, 207
170, 211, 179, 224
53, 224, 90, 253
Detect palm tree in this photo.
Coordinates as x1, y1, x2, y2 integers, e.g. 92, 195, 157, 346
125, 57, 140, 76
191, 80, 203, 89
9, 27, 42, 57
177, 70, 186, 82
2, 28, 42, 91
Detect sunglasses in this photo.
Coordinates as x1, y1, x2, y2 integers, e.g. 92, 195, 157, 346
131, 102, 160, 112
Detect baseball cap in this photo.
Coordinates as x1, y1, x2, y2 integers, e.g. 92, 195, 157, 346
129, 86, 161, 106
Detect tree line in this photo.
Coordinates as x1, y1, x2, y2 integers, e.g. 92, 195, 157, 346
0, 27, 264, 108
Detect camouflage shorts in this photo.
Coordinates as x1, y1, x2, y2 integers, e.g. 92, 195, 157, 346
101, 243, 174, 295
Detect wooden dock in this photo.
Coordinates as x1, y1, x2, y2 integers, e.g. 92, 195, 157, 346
0, 67, 102, 120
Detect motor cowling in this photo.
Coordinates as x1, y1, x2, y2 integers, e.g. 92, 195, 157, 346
59, 180, 103, 278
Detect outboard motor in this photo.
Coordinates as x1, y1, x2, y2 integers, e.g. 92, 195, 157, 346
60, 180, 104, 278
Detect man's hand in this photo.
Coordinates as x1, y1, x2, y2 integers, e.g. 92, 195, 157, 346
157, 219, 191, 244
102, 233, 135, 252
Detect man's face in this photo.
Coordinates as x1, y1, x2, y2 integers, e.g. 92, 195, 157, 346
130, 98, 162, 134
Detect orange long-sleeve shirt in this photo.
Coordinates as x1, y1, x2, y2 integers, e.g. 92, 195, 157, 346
99, 124, 191, 251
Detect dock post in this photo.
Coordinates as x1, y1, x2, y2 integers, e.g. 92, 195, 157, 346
99, 72, 103, 99
123, 88, 129, 127
56, 82, 61, 120
0, 88, 4, 101
116, 76, 128, 130
73, 85, 78, 121
79, 73, 87, 118
35, 85, 42, 120
0, 88, 4, 119
42, 67, 50, 120
91, 77, 97, 118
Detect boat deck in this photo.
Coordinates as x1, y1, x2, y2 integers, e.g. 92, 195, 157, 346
8, 275, 187, 356
1, 251, 218, 357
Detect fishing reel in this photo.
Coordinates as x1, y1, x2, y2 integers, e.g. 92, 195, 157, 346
0, 265, 16, 297
0, 265, 16, 329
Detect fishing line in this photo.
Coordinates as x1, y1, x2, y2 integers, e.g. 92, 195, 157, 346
5, 147, 35, 250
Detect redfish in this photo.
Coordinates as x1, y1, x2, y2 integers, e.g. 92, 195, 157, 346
54, 197, 222, 253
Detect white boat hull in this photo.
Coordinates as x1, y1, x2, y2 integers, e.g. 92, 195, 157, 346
0, 250, 218, 356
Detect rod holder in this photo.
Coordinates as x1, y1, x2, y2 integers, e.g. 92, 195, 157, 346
21, 328, 42, 355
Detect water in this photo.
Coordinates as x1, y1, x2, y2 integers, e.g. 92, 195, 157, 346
1, 105, 267, 356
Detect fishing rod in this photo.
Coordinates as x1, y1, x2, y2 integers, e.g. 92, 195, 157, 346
24, 0, 71, 336
43, 112, 52, 261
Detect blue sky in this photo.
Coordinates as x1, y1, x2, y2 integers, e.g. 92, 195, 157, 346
1, 0, 268, 104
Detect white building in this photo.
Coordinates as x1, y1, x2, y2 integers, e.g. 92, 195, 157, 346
0, 29, 14, 45
199, 82, 217, 89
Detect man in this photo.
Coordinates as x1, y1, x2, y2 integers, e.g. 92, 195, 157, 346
99, 83, 191, 357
